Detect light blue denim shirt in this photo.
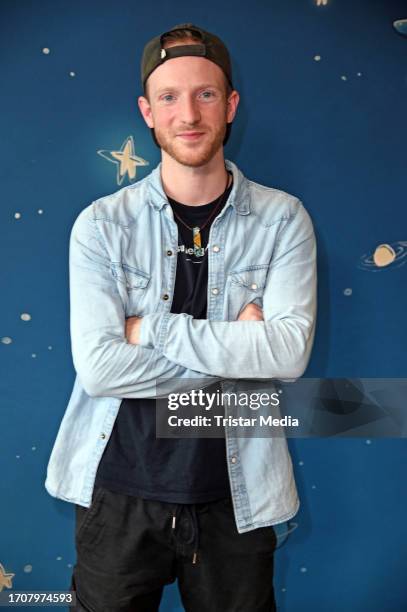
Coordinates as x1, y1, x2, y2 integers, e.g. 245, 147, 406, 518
45, 159, 317, 533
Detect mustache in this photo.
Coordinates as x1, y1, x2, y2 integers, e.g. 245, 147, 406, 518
174, 126, 208, 131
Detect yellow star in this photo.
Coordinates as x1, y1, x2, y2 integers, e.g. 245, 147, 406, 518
98, 135, 149, 185
0, 563, 15, 592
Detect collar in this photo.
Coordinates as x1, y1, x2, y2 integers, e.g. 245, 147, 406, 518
146, 158, 251, 215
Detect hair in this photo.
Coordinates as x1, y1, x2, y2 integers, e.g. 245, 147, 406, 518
144, 28, 233, 147
144, 28, 233, 101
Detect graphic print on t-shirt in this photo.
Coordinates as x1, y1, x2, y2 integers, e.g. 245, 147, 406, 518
176, 241, 208, 263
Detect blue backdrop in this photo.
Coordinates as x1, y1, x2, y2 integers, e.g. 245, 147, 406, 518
1, 0, 406, 610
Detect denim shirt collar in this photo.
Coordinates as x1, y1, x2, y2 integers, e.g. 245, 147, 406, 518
146, 158, 251, 215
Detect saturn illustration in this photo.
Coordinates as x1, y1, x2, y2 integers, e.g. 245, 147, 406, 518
393, 19, 407, 36
359, 242, 407, 271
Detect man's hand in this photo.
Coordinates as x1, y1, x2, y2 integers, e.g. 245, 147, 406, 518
125, 316, 143, 344
237, 302, 264, 321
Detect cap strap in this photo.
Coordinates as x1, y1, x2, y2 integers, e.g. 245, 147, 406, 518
160, 44, 206, 62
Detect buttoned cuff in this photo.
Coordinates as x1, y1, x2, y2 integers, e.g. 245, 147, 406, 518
139, 312, 171, 351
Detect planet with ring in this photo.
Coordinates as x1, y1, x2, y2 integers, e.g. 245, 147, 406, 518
359, 242, 407, 271
393, 19, 407, 36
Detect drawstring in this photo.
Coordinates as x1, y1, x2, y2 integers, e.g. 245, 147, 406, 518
171, 504, 200, 564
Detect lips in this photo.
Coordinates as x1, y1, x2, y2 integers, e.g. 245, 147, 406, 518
177, 132, 205, 140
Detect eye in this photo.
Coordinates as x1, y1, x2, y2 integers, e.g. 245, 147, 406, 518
200, 90, 215, 100
161, 94, 175, 102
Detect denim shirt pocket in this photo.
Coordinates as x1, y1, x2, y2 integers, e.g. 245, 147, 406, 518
111, 262, 151, 316
226, 264, 269, 320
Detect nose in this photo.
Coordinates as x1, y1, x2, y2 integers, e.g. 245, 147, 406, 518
179, 94, 201, 126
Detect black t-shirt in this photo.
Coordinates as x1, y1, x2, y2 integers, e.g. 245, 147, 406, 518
94, 174, 233, 503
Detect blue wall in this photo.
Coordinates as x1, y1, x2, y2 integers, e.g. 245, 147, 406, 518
1, 0, 406, 610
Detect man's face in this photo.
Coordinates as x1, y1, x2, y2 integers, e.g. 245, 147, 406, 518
138, 54, 239, 168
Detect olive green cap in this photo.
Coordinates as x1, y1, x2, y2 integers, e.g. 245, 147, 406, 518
141, 23, 233, 92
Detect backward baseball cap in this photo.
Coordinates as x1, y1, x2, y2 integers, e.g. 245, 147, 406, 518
141, 23, 233, 93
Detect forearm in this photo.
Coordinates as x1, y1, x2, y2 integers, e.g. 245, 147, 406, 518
139, 312, 316, 379
72, 333, 216, 398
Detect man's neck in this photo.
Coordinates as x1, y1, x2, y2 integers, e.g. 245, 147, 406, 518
160, 149, 230, 206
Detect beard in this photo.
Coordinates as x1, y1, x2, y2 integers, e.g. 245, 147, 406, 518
153, 121, 227, 168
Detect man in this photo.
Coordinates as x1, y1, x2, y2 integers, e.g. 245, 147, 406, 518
45, 23, 317, 612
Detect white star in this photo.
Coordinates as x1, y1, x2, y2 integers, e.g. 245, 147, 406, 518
0, 563, 15, 592
98, 135, 149, 185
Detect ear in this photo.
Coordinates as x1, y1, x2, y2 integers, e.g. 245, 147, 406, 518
226, 90, 240, 124
138, 95, 154, 129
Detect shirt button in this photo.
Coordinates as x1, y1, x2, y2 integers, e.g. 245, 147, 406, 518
163, 294, 170, 301
100, 433, 106, 440
213, 245, 220, 253
166, 250, 173, 256
251, 283, 258, 290
212, 288, 219, 295
230, 456, 237, 464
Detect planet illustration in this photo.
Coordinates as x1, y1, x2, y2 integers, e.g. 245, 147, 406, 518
373, 244, 396, 267
393, 19, 407, 36
359, 242, 407, 270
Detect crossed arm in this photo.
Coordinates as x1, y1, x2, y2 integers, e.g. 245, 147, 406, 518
70, 201, 316, 398
125, 302, 263, 344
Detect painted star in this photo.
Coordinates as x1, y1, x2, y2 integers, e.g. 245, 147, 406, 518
98, 135, 149, 185
316, 0, 328, 5
0, 563, 15, 592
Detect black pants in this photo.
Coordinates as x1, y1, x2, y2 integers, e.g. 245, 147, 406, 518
69, 486, 277, 612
